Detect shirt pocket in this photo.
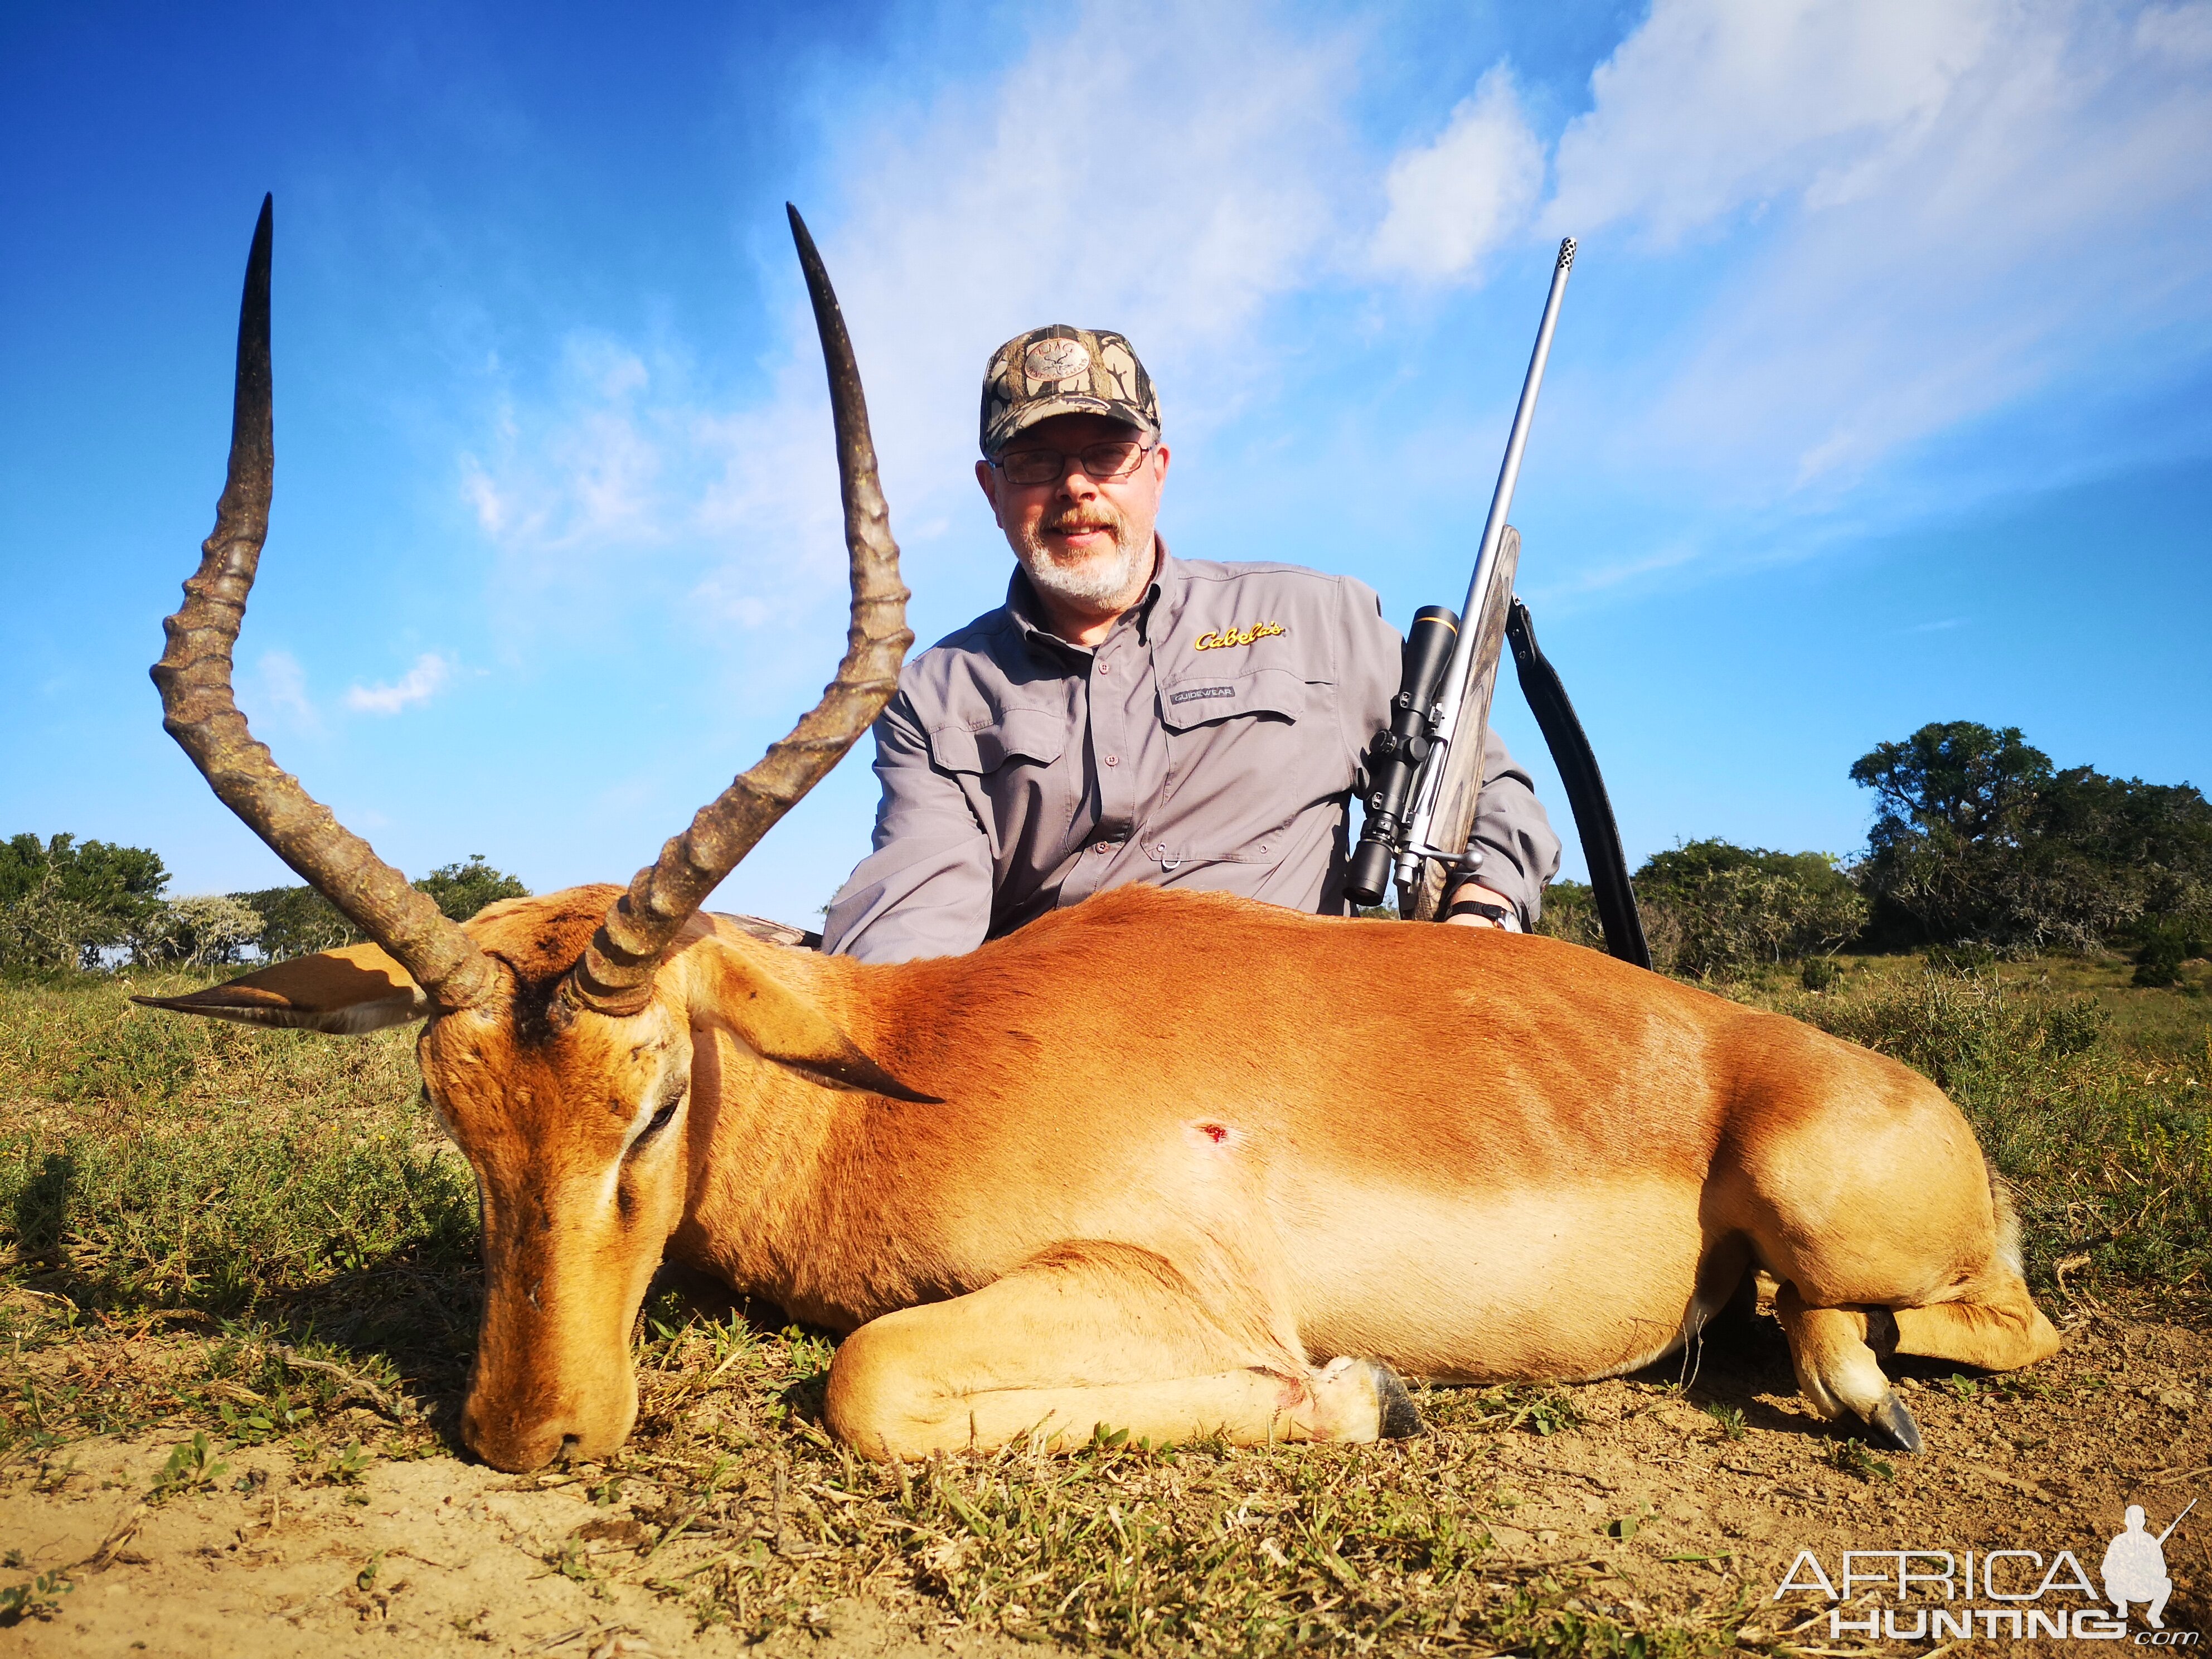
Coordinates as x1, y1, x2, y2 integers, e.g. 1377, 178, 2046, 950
1157, 667, 1307, 732
1151, 668, 1320, 864
925, 707, 1068, 774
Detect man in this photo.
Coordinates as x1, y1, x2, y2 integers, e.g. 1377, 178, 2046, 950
822, 324, 1559, 963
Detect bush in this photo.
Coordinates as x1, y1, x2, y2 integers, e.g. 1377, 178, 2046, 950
1533, 879, 1600, 950
233, 884, 362, 961
1632, 840, 1867, 981
236, 857, 530, 963
1540, 848, 1867, 981
131, 895, 265, 968
413, 855, 530, 922
0, 834, 168, 971
2133, 919, 2208, 989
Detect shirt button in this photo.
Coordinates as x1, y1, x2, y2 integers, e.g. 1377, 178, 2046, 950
1094, 842, 1112, 855
1104, 755, 1119, 767
1097, 663, 1109, 676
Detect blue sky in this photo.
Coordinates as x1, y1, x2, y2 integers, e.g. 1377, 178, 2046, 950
5, 0, 2209, 928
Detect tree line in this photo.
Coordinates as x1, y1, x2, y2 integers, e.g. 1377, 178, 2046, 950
0, 842, 528, 973
1539, 720, 2209, 986
7, 720, 2206, 985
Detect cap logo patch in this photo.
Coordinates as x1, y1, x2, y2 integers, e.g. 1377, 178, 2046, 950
1193, 621, 1286, 652
1024, 337, 1091, 385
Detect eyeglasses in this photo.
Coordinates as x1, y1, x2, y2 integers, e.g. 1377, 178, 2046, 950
992, 439, 1154, 487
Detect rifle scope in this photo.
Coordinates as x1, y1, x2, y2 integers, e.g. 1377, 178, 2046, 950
1345, 605, 1459, 908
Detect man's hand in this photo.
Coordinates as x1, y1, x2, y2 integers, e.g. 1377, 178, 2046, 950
1443, 881, 1521, 932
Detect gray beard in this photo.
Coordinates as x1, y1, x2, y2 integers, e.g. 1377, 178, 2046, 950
1014, 517, 1149, 610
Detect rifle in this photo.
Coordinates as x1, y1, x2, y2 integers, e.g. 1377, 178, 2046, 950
1344, 238, 1652, 969
2157, 1499, 2196, 1546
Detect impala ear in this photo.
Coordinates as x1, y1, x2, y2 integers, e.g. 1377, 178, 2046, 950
132, 944, 431, 1034
691, 937, 936, 1103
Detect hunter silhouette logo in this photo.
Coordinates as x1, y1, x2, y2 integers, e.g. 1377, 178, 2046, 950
1774, 1498, 2198, 1642
2106, 1502, 2193, 1630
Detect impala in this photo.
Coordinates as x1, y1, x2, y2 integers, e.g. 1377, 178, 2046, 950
141, 200, 2060, 1472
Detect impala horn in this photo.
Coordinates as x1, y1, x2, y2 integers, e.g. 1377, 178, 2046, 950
152, 196, 498, 1012
561, 205, 912, 1017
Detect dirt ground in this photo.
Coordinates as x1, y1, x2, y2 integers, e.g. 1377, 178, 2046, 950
4, 1290, 2206, 1657
0, 1436, 1044, 1659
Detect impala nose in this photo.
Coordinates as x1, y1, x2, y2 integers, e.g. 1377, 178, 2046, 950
461, 1370, 641, 1472
461, 1398, 594, 1473
463, 1406, 549, 1473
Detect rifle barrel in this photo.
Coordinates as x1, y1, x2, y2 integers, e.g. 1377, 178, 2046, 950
1400, 236, 1576, 880
2157, 1497, 2197, 1545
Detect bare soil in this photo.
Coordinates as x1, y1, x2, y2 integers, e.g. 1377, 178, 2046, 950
5, 1294, 2206, 1656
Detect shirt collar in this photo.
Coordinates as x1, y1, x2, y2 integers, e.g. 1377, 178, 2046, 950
1002, 540, 1183, 652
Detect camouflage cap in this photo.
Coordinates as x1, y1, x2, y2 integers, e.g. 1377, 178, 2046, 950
979, 325, 1160, 457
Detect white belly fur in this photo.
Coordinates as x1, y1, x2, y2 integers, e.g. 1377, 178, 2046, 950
1279, 1177, 1711, 1384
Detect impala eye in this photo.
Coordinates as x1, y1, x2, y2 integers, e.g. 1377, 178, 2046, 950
628, 1088, 686, 1154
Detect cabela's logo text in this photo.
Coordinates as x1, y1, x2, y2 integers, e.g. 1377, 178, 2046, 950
1193, 621, 1286, 651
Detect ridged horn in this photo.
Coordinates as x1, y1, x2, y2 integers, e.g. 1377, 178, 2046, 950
151, 196, 498, 1013
564, 205, 912, 1015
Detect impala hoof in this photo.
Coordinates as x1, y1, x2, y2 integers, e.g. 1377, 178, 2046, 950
1372, 1363, 1427, 1439
1865, 1392, 1923, 1454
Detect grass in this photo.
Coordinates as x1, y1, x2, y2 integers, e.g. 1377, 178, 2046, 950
2, 950, 2209, 1652
1, 966, 476, 1466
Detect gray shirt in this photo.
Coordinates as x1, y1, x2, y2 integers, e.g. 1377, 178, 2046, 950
822, 549, 1561, 963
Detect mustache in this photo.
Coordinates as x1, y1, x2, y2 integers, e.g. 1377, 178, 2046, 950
1043, 508, 1120, 534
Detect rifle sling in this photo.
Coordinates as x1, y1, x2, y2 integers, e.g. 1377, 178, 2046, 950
1505, 598, 1652, 971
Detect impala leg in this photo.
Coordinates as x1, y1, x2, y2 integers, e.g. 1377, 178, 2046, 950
823, 1241, 1422, 1461
1773, 1283, 1923, 1453
1890, 1282, 2061, 1372
1889, 1178, 2062, 1372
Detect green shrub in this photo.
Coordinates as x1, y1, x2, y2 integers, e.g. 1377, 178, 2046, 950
2132, 919, 2206, 989
1534, 879, 1601, 949
1799, 957, 1841, 992
412, 856, 530, 923
237, 857, 529, 962
4, 1115, 474, 1313
229, 884, 361, 960
1632, 840, 1867, 980
0, 834, 168, 972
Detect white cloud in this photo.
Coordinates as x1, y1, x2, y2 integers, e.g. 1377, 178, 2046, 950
448, 0, 2212, 635
1371, 66, 1545, 282
794, 0, 1364, 554
460, 338, 672, 555
346, 653, 454, 715
2137, 1, 2212, 61
1540, 0, 2212, 500
457, 0, 1372, 649
1546, 0, 1999, 246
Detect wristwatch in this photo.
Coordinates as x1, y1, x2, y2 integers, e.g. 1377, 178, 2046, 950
1443, 898, 1515, 927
